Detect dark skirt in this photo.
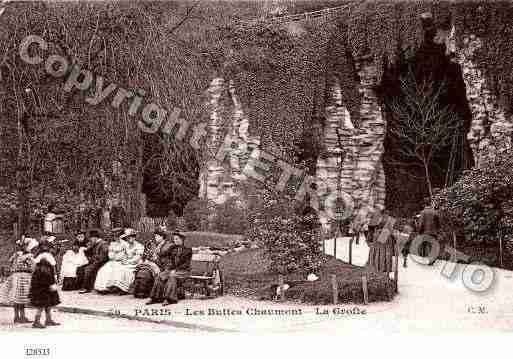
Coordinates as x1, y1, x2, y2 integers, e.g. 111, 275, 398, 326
30, 262, 61, 308
76, 265, 86, 289
61, 277, 80, 291
133, 267, 155, 298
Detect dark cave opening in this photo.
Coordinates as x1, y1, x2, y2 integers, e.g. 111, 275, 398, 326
377, 38, 474, 219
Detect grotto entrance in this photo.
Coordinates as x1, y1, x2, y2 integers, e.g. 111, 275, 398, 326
377, 35, 474, 219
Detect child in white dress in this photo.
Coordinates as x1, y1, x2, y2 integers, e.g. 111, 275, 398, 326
60, 243, 89, 291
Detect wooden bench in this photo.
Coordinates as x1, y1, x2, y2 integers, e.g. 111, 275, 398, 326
183, 253, 224, 298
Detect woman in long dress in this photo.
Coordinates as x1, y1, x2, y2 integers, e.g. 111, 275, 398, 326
133, 229, 166, 298
108, 229, 143, 294
93, 232, 128, 293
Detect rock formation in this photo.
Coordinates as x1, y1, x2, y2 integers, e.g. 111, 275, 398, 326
200, 11, 513, 231
454, 34, 513, 167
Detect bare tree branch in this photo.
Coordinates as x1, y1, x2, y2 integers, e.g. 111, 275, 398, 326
385, 64, 461, 200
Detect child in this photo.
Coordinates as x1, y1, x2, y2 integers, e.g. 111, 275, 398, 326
0, 236, 37, 323
401, 219, 416, 268
60, 242, 88, 291
30, 243, 61, 328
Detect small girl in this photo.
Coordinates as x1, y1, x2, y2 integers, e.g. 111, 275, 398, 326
30, 242, 61, 328
60, 242, 88, 291
0, 235, 37, 323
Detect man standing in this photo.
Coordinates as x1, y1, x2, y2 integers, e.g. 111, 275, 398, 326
146, 232, 192, 306
79, 229, 109, 293
417, 198, 441, 265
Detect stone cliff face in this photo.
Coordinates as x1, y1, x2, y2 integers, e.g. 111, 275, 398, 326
200, 15, 513, 230
454, 33, 513, 167
315, 57, 386, 231
199, 78, 259, 205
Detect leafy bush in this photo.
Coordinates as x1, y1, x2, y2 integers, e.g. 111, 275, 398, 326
166, 210, 178, 230
434, 149, 513, 244
211, 198, 249, 235
182, 198, 214, 232
244, 188, 324, 274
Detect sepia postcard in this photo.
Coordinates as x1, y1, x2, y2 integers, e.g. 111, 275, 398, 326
0, 0, 512, 355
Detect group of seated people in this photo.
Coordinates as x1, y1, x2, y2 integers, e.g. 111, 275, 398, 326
60, 227, 192, 306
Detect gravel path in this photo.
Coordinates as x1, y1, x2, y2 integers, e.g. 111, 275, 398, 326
0, 307, 185, 332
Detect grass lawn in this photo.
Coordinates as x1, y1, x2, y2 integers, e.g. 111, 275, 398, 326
220, 248, 396, 304
182, 231, 244, 249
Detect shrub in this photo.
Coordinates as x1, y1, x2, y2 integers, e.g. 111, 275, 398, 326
166, 210, 178, 230
245, 188, 324, 274
182, 198, 214, 232
434, 149, 513, 244
211, 198, 249, 235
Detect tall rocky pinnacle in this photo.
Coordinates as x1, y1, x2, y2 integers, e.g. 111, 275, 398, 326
315, 57, 386, 233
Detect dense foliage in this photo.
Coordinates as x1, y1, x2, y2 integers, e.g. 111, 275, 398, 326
434, 149, 513, 244
211, 198, 249, 235
220, 1, 446, 155
182, 198, 214, 232
2, 1, 513, 233
222, 20, 332, 162
244, 187, 324, 274
220, 1, 513, 172
0, 1, 261, 228
453, 2, 513, 115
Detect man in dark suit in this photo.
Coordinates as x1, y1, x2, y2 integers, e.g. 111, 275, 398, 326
146, 232, 192, 306
79, 229, 109, 293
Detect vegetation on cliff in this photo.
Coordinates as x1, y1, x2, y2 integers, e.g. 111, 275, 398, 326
2, 0, 513, 226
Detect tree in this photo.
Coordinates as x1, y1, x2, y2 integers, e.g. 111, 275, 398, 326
0, 1, 216, 231
385, 65, 461, 201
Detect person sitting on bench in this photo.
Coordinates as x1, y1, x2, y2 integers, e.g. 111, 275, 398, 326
146, 232, 192, 306
79, 229, 109, 294
133, 228, 169, 298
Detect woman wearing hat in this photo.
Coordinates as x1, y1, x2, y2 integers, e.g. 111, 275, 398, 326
146, 231, 192, 306
93, 229, 129, 293
132, 229, 168, 298
107, 228, 144, 294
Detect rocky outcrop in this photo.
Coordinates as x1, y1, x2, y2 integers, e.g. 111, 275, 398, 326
202, 58, 386, 232
199, 78, 260, 205
200, 16, 513, 228
454, 34, 513, 167
315, 57, 386, 232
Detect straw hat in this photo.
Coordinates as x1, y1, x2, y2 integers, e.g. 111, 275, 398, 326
120, 228, 137, 240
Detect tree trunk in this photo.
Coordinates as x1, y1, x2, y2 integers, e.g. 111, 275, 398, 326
422, 159, 433, 201
499, 232, 503, 268
132, 130, 145, 223
16, 117, 29, 239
